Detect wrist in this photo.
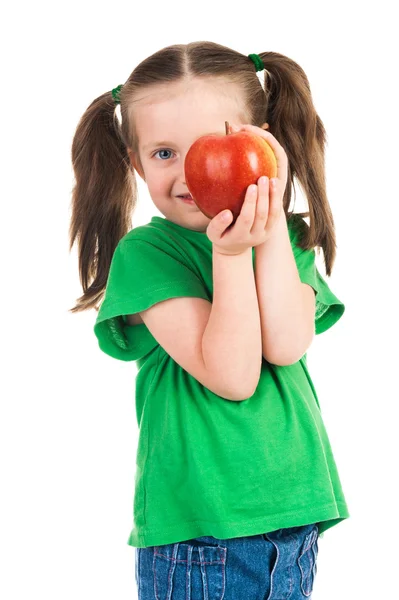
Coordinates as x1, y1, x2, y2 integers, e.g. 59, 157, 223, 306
213, 245, 252, 257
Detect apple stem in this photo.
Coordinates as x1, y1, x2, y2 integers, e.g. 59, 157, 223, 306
225, 121, 230, 135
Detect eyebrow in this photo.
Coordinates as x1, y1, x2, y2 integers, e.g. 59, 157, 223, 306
143, 141, 173, 151
143, 132, 222, 152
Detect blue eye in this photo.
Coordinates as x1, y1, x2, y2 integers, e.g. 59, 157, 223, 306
153, 149, 174, 160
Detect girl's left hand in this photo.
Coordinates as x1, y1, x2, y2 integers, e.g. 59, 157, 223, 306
229, 122, 288, 209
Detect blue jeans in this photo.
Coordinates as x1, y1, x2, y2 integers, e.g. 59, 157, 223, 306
135, 523, 319, 599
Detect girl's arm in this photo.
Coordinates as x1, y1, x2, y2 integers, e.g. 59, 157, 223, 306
254, 211, 316, 366
202, 246, 262, 400
131, 243, 262, 401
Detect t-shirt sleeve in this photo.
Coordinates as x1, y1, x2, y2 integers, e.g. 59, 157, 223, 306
288, 215, 345, 335
94, 237, 210, 361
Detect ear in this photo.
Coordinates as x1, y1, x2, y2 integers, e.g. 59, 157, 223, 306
127, 149, 146, 181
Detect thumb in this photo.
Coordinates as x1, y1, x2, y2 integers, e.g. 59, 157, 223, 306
206, 209, 233, 243
219, 210, 233, 225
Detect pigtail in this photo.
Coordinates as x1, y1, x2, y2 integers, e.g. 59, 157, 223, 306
258, 52, 337, 276
68, 90, 137, 312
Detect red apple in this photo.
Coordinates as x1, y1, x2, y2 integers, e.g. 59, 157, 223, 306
184, 121, 278, 221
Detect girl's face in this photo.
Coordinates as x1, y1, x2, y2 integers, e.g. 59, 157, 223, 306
128, 78, 249, 232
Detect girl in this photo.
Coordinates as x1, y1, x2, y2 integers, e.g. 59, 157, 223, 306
69, 41, 349, 599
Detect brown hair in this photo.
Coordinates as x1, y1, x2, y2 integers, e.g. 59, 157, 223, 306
69, 41, 338, 313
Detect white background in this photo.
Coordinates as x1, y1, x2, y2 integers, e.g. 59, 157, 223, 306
1, 0, 398, 598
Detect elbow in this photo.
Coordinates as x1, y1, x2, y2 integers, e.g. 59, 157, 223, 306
265, 354, 301, 367
228, 367, 262, 401
229, 387, 257, 401
264, 335, 314, 367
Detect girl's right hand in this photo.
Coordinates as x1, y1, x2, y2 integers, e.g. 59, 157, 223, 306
206, 175, 282, 256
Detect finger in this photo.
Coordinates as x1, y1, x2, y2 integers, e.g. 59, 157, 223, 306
234, 183, 258, 233
206, 209, 233, 242
251, 176, 269, 235
217, 209, 233, 230
264, 179, 283, 232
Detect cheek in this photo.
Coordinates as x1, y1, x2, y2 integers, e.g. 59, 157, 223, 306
149, 182, 166, 198
147, 174, 172, 197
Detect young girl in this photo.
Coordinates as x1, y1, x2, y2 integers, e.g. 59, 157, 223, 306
69, 41, 349, 599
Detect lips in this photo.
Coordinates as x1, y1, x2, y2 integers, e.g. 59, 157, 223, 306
178, 194, 192, 199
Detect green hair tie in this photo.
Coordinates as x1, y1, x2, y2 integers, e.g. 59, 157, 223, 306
248, 53, 265, 72
111, 84, 123, 105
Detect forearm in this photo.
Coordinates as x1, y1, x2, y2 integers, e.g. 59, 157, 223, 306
255, 212, 314, 365
202, 247, 262, 400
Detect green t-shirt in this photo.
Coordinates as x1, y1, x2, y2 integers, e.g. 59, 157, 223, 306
94, 214, 350, 548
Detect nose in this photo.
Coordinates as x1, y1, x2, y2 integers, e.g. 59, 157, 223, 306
178, 158, 187, 184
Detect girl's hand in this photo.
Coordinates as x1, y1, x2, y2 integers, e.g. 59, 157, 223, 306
206, 123, 288, 256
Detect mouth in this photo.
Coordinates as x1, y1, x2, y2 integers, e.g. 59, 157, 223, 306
177, 194, 195, 204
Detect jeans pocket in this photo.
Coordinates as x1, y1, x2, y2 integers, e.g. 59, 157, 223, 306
297, 525, 319, 597
153, 540, 227, 599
